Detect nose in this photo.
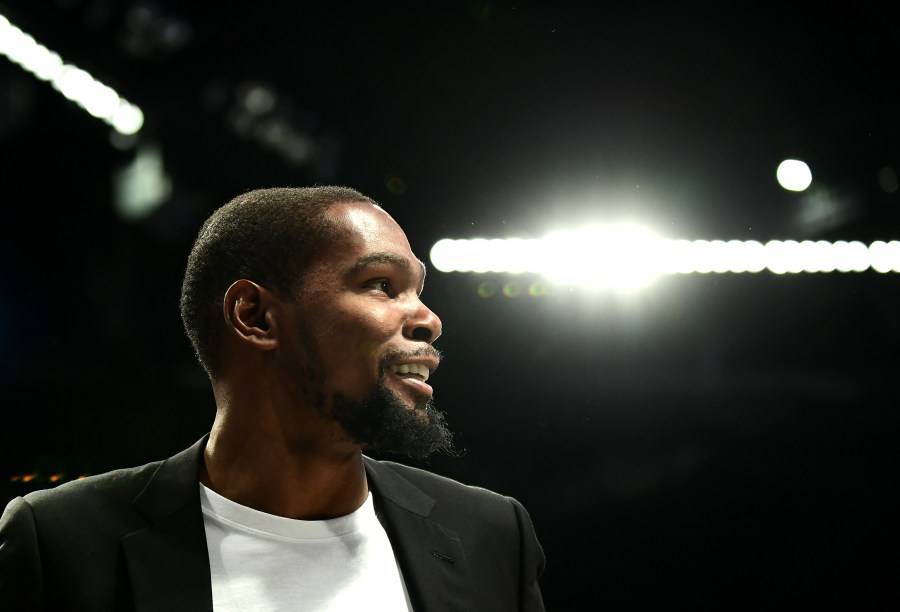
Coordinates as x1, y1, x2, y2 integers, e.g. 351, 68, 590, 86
405, 297, 442, 344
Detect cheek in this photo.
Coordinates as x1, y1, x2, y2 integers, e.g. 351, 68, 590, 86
355, 329, 396, 362
355, 339, 383, 359
331, 313, 396, 364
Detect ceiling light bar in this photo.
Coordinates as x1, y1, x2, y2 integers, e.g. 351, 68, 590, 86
0, 12, 144, 135
431, 232, 900, 289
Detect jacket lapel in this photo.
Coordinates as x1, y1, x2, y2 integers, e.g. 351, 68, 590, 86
121, 436, 213, 612
365, 458, 475, 612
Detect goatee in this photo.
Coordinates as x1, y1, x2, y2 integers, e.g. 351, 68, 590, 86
329, 377, 457, 460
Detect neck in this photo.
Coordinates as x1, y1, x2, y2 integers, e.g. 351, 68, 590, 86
200, 406, 369, 520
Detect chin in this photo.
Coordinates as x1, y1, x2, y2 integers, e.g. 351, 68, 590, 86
328, 379, 456, 460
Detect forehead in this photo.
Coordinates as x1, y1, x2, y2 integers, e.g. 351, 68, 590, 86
321, 201, 426, 276
334, 201, 410, 245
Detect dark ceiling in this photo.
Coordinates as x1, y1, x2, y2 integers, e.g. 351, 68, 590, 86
2, 1, 899, 607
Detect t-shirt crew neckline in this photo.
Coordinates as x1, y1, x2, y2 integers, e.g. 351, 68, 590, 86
199, 483, 376, 541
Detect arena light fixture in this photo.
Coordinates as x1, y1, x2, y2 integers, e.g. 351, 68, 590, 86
0, 12, 144, 135
431, 230, 900, 290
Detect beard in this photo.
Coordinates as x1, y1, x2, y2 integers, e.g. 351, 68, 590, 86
295, 321, 457, 460
328, 373, 457, 460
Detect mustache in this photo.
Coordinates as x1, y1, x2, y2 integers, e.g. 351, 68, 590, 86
379, 346, 443, 372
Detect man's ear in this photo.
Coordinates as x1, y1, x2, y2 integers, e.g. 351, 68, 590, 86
223, 279, 280, 351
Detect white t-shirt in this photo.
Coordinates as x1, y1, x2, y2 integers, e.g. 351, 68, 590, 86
200, 484, 414, 611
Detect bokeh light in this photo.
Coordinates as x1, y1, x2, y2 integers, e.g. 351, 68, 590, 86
502, 282, 522, 297
776, 159, 813, 191
476, 281, 496, 298
528, 280, 550, 296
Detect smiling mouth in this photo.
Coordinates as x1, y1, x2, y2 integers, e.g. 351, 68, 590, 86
389, 363, 430, 382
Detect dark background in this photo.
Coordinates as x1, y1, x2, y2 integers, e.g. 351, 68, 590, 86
2, 1, 899, 609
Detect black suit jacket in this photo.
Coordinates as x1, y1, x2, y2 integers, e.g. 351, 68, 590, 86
0, 436, 545, 611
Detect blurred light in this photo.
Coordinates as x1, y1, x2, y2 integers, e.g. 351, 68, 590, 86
476, 281, 496, 297
727, 240, 766, 273
431, 231, 900, 289
430, 239, 459, 273
9, 472, 90, 484
528, 280, 549, 296
0, 12, 143, 135
386, 176, 406, 195
765, 240, 802, 274
878, 167, 898, 194
502, 281, 522, 297
112, 143, 171, 220
119, 4, 192, 58
869, 241, 900, 273
221, 80, 325, 169
541, 225, 664, 290
257, 119, 288, 146
776, 159, 813, 191
241, 84, 276, 115
833, 241, 870, 272
110, 102, 144, 135
281, 134, 314, 164
82, 82, 121, 119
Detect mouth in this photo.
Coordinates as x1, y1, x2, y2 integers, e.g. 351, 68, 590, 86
388, 362, 431, 382
385, 356, 438, 398
381, 348, 441, 399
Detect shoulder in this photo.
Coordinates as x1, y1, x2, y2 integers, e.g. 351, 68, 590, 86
23, 460, 163, 509
15, 436, 207, 523
10, 459, 165, 532
0, 460, 168, 588
369, 458, 502, 499
364, 457, 529, 527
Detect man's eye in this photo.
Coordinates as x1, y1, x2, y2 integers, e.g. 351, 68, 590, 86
367, 279, 391, 294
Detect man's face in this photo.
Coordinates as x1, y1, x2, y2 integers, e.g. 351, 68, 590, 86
286, 201, 454, 458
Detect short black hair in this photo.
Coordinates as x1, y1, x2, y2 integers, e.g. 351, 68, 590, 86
179, 186, 377, 377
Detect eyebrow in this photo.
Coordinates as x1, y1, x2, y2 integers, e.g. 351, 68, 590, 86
351, 252, 427, 281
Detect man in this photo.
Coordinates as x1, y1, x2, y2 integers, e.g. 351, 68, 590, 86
0, 186, 545, 610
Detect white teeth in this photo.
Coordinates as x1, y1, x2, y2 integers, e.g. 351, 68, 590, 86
390, 363, 430, 382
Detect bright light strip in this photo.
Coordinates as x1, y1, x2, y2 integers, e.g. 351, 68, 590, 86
431, 233, 900, 288
0, 12, 143, 135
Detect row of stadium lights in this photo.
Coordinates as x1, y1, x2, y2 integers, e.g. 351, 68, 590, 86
432, 237, 900, 274
431, 233, 900, 291
0, 12, 143, 135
